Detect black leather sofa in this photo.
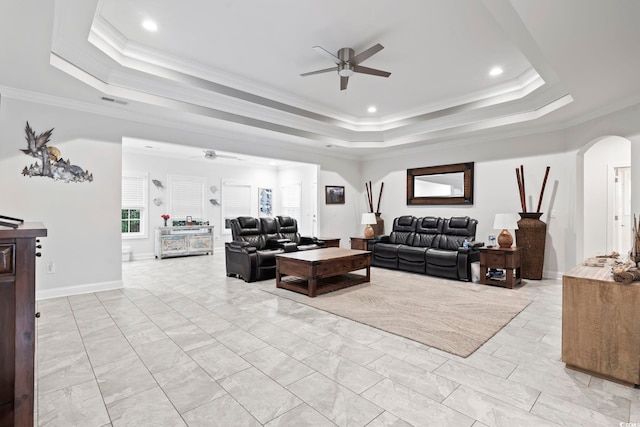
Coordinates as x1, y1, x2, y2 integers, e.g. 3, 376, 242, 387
369, 215, 483, 281
225, 216, 325, 282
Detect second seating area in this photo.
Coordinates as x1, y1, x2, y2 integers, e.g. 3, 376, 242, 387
369, 215, 483, 281
225, 216, 325, 282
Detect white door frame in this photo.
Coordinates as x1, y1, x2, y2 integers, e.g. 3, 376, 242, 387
608, 162, 631, 254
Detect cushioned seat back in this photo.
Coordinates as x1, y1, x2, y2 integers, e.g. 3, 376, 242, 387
411, 216, 443, 248
230, 217, 265, 249
276, 216, 301, 244
438, 216, 477, 250
389, 215, 417, 244
260, 217, 281, 243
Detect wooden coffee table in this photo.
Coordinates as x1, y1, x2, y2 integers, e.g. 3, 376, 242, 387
275, 248, 371, 297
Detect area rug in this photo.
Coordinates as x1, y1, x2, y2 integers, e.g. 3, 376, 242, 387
263, 268, 531, 357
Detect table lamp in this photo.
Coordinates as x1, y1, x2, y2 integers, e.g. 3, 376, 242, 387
361, 213, 377, 238
493, 213, 519, 248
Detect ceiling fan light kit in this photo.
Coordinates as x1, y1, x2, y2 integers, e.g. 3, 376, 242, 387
301, 43, 391, 90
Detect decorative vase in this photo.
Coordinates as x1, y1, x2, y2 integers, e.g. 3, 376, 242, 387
372, 213, 385, 236
515, 212, 546, 279
163, 219, 168, 227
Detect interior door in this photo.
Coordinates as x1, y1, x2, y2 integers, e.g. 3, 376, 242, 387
613, 166, 631, 254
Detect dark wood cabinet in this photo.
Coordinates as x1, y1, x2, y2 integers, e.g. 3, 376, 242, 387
0, 223, 47, 427
479, 246, 521, 289
350, 237, 376, 251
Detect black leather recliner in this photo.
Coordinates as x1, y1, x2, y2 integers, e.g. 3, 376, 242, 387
370, 215, 483, 281
225, 216, 325, 282
276, 216, 325, 250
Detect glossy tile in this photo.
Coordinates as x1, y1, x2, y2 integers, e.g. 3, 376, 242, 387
434, 360, 540, 411
181, 394, 260, 427
508, 365, 630, 420
531, 392, 624, 426
366, 354, 459, 403
106, 387, 186, 427
187, 340, 251, 380
36, 256, 636, 425
287, 372, 384, 426
164, 322, 216, 351
362, 378, 473, 427
153, 360, 226, 413
264, 403, 335, 427
219, 367, 302, 424
39, 380, 110, 427
442, 385, 558, 427
134, 337, 192, 373
242, 345, 315, 386
93, 355, 157, 405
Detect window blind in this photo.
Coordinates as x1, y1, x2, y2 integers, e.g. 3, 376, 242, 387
169, 175, 205, 220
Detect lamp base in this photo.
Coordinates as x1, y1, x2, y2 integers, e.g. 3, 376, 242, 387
364, 224, 374, 239
497, 229, 513, 248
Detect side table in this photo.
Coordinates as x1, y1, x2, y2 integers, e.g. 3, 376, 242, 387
319, 237, 340, 248
350, 236, 376, 251
479, 247, 522, 289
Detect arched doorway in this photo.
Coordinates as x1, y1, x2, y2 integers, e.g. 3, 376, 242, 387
581, 135, 631, 258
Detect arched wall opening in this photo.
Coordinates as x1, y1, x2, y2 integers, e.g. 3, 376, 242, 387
578, 135, 631, 261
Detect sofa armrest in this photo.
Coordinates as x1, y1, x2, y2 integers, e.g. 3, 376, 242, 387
226, 241, 257, 253
266, 238, 292, 249
372, 235, 390, 244
299, 236, 325, 247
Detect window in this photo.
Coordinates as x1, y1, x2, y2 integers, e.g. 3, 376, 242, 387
281, 182, 301, 224
121, 172, 148, 238
222, 182, 251, 233
168, 175, 205, 222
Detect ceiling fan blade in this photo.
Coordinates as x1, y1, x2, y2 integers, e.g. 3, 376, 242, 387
312, 46, 342, 65
300, 66, 338, 77
353, 65, 391, 77
351, 43, 384, 65
340, 76, 349, 91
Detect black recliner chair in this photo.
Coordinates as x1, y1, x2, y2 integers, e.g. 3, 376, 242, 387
225, 216, 325, 282
276, 216, 325, 250
225, 217, 283, 282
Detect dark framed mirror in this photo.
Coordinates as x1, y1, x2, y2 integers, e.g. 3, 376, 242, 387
407, 162, 474, 205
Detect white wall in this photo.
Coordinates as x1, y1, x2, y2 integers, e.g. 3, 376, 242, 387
3, 93, 640, 296
362, 141, 572, 278
276, 164, 317, 236
122, 151, 281, 258
583, 136, 630, 257
0, 96, 361, 298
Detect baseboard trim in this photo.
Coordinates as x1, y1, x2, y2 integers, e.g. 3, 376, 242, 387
36, 280, 124, 300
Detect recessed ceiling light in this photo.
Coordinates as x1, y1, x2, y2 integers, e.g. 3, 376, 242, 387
367, 106, 377, 113
142, 20, 158, 32
489, 67, 503, 77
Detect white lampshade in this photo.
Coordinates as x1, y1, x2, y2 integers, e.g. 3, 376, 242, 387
493, 213, 519, 230
361, 213, 377, 225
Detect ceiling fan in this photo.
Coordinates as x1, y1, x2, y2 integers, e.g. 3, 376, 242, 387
300, 43, 391, 90
192, 150, 241, 160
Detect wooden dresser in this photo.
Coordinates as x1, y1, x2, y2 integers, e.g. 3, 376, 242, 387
562, 261, 640, 386
0, 223, 47, 426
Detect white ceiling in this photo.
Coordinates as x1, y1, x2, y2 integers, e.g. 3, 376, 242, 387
2, 0, 640, 158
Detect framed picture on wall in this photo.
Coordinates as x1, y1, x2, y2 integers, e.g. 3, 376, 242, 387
325, 185, 345, 204
259, 188, 273, 217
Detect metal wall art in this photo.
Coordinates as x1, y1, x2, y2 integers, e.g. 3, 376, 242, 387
20, 122, 93, 183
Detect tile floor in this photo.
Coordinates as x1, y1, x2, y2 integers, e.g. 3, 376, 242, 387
35, 254, 640, 426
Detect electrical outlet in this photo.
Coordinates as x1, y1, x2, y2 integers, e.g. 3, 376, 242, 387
47, 261, 55, 274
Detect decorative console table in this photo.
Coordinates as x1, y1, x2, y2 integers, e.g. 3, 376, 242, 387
562, 260, 640, 386
155, 225, 214, 259
0, 222, 47, 426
